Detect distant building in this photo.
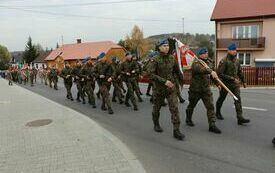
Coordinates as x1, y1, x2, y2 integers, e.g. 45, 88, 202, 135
44, 39, 126, 71
211, 0, 275, 67
32, 51, 52, 69
10, 51, 24, 64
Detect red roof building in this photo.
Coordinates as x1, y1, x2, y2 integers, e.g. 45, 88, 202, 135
45, 40, 126, 70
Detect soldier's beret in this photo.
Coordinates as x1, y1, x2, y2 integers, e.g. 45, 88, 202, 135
228, 42, 237, 50
197, 48, 208, 55
112, 56, 117, 62
97, 52, 106, 60
157, 38, 169, 47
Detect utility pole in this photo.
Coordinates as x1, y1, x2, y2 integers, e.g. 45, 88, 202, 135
182, 17, 185, 43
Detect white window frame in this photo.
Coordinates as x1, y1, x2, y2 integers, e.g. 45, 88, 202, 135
237, 53, 251, 66
232, 25, 259, 39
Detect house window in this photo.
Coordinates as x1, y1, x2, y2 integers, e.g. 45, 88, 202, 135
237, 53, 251, 66
232, 25, 259, 39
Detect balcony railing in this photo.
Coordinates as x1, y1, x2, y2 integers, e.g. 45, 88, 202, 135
217, 37, 265, 50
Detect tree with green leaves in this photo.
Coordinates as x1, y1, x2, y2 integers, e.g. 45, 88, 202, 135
23, 36, 39, 64
0, 45, 11, 70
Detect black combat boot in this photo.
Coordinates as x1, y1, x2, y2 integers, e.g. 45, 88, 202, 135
146, 93, 152, 97
179, 97, 185, 103
108, 108, 114, 114
119, 99, 124, 104
92, 104, 96, 108
125, 102, 131, 107
112, 98, 117, 102
101, 105, 107, 111
215, 112, 224, 120
133, 105, 138, 111
272, 137, 275, 145
185, 109, 195, 127
209, 125, 222, 134
173, 129, 185, 141
237, 117, 250, 125
153, 120, 163, 133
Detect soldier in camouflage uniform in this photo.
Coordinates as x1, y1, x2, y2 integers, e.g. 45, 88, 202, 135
149, 38, 185, 140
110, 56, 124, 104
81, 59, 96, 108
120, 52, 140, 111
216, 42, 250, 125
49, 66, 58, 90
94, 52, 114, 114
72, 61, 85, 104
132, 54, 143, 101
60, 62, 74, 101
29, 66, 35, 87
185, 48, 221, 134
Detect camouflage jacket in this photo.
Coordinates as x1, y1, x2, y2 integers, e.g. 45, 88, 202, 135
120, 60, 140, 80
189, 58, 214, 92
80, 64, 95, 81
94, 61, 113, 85
60, 67, 73, 81
149, 53, 183, 89
217, 54, 245, 86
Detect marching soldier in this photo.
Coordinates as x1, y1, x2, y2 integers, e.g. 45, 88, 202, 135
185, 48, 221, 134
29, 66, 35, 87
148, 38, 185, 140
60, 62, 74, 101
216, 42, 250, 125
72, 60, 85, 104
49, 66, 58, 90
94, 52, 114, 114
7, 66, 13, 86
132, 54, 143, 101
81, 59, 96, 108
110, 56, 124, 104
120, 52, 140, 111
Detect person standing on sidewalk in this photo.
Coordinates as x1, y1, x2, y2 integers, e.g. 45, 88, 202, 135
148, 38, 185, 140
185, 48, 221, 134
216, 42, 250, 125
7, 66, 13, 86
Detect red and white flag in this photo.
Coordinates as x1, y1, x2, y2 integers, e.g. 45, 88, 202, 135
173, 39, 196, 73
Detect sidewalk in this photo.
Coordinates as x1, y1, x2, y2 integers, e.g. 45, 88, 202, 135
0, 78, 146, 173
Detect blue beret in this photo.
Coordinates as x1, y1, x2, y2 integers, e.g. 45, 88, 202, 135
197, 48, 208, 55
112, 56, 117, 62
97, 52, 105, 60
158, 38, 169, 47
228, 42, 237, 50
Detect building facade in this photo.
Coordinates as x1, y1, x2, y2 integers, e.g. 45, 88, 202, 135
211, 0, 275, 67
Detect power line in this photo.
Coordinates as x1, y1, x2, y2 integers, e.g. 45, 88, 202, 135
0, 6, 182, 24
0, 0, 162, 8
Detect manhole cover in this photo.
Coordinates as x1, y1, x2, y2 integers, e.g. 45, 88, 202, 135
26, 119, 53, 127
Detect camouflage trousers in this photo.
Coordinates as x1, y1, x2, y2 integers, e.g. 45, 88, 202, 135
125, 78, 139, 107
76, 80, 85, 101
152, 87, 181, 130
186, 90, 216, 126
112, 81, 123, 102
216, 85, 243, 119
84, 80, 96, 106
64, 80, 73, 99
99, 82, 112, 110
49, 77, 58, 90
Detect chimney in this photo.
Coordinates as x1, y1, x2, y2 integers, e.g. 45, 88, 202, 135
77, 39, 82, 44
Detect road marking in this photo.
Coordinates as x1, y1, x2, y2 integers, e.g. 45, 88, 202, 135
233, 106, 268, 112
0, 101, 11, 104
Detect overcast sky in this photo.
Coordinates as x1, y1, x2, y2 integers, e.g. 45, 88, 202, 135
0, 0, 216, 51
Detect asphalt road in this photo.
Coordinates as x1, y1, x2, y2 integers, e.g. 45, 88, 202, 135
18, 79, 275, 173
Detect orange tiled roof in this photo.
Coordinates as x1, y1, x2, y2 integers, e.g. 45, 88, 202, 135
45, 41, 123, 61
211, 0, 275, 21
